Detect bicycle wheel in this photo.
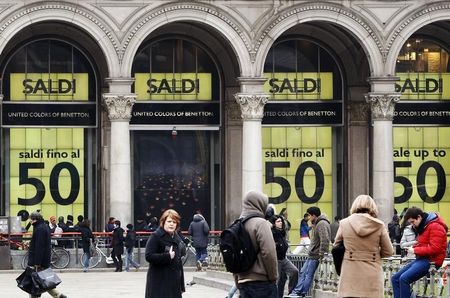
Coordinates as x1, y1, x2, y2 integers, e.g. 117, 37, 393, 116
81, 248, 101, 269
51, 247, 70, 269
21, 252, 29, 270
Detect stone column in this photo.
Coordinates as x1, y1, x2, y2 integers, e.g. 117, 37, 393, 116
103, 93, 136, 227
234, 77, 269, 196
366, 77, 400, 224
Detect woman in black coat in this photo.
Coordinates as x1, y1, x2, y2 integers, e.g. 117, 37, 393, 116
79, 219, 94, 272
145, 209, 185, 298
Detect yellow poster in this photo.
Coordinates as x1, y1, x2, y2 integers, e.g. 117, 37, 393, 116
393, 127, 450, 225
10, 73, 88, 101
264, 72, 333, 100
9, 128, 85, 226
9, 73, 87, 227
396, 73, 450, 100
262, 126, 333, 245
135, 73, 211, 100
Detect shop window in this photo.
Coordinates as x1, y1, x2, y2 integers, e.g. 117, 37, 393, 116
262, 39, 343, 245
394, 37, 450, 225
2, 39, 97, 229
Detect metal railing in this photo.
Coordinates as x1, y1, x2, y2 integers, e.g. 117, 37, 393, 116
206, 243, 450, 298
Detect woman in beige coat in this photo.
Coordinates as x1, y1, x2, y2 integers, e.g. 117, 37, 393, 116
334, 195, 394, 297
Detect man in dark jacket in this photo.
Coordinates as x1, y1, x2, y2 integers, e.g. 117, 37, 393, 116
188, 213, 210, 271
236, 190, 278, 298
111, 220, 125, 272
289, 206, 331, 297
28, 211, 67, 298
124, 224, 140, 271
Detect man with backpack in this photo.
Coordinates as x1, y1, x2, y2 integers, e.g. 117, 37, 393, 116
234, 190, 278, 298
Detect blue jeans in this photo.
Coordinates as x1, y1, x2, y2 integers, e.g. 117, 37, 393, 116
195, 247, 208, 262
82, 250, 91, 270
238, 281, 277, 298
291, 258, 319, 295
392, 258, 430, 298
125, 248, 140, 271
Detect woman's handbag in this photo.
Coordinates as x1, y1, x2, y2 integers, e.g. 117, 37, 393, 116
31, 267, 62, 291
331, 241, 345, 276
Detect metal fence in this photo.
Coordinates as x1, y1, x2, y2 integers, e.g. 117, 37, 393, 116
207, 243, 450, 298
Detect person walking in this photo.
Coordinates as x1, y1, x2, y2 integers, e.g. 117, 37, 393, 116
124, 223, 140, 271
334, 194, 394, 298
145, 209, 185, 298
27, 211, 67, 298
271, 215, 299, 298
289, 206, 330, 297
388, 215, 402, 255
111, 220, 125, 272
79, 219, 95, 272
330, 215, 341, 243
188, 212, 210, 271
235, 190, 278, 298
391, 207, 448, 298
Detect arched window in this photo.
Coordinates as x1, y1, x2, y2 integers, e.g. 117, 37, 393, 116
2, 39, 98, 227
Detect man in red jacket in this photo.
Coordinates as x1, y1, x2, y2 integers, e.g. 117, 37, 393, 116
391, 207, 448, 298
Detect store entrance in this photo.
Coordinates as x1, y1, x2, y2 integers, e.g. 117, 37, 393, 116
132, 130, 216, 230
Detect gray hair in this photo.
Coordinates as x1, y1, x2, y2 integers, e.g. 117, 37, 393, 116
30, 211, 43, 221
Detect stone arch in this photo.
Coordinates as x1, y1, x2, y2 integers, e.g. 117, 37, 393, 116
253, 3, 384, 77
385, 2, 450, 75
120, 2, 251, 77
0, 2, 121, 76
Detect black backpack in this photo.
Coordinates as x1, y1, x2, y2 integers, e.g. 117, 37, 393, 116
219, 215, 260, 273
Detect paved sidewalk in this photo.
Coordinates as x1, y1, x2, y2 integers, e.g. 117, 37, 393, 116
0, 268, 229, 298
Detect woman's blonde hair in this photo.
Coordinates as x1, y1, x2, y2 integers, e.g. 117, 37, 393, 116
159, 209, 181, 228
350, 194, 379, 218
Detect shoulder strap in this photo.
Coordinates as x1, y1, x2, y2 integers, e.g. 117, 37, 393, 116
240, 214, 263, 254
241, 214, 262, 224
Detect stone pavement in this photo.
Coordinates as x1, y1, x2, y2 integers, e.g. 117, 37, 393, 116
0, 268, 231, 298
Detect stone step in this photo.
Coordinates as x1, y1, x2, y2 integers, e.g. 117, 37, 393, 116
192, 270, 234, 292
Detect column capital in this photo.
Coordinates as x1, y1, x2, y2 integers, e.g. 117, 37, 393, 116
365, 93, 400, 121
103, 94, 136, 121
234, 93, 269, 120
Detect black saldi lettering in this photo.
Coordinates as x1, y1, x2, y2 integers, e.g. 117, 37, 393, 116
22, 79, 76, 94
395, 78, 442, 93
147, 78, 200, 94
269, 78, 320, 93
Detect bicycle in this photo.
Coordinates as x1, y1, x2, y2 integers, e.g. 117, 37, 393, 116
21, 245, 70, 269
181, 239, 197, 266
80, 239, 123, 269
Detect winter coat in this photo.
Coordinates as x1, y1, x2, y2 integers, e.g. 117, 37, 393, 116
236, 190, 278, 283
413, 213, 448, 267
125, 230, 137, 250
145, 227, 185, 298
400, 224, 416, 258
272, 227, 288, 260
188, 214, 210, 249
79, 225, 94, 253
335, 213, 393, 298
28, 219, 52, 268
112, 227, 125, 255
308, 215, 331, 259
